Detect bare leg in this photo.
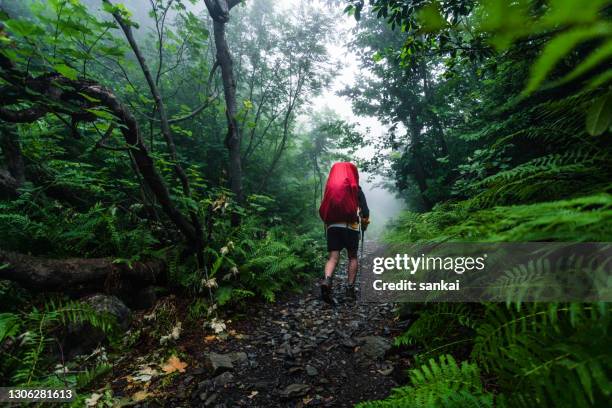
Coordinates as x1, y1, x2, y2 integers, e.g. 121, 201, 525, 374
347, 250, 358, 285
324, 251, 340, 278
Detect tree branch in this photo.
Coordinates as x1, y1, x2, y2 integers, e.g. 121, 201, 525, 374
0, 51, 197, 243
105, 0, 203, 246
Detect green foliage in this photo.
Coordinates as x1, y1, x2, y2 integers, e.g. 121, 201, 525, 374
475, 303, 611, 407
0, 196, 159, 258
217, 220, 325, 303
394, 304, 478, 360
387, 193, 612, 243
356, 355, 493, 408
0, 298, 117, 387
352, 2, 611, 408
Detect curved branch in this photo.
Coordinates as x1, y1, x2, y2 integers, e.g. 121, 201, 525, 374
105, 0, 203, 245
0, 53, 197, 243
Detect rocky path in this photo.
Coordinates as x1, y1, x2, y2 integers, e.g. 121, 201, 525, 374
116, 241, 410, 407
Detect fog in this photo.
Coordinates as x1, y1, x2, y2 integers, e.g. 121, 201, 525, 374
358, 173, 405, 239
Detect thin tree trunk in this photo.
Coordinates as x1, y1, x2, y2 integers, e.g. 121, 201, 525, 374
408, 115, 433, 211
420, 60, 448, 156
205, 0, 243, 226
107, 1, 203, 248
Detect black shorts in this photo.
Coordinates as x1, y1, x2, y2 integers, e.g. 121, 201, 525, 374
326, 227, 360, 253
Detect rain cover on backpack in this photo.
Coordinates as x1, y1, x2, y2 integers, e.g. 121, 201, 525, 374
319, 162, 359, 223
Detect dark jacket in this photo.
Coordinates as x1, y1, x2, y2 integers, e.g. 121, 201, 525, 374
358, 186, 369, 218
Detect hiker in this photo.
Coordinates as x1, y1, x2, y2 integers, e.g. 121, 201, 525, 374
318, 162, 370, 303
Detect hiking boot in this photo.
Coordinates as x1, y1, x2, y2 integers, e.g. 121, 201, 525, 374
320, 277, 333, 304
345, 285, 357, 302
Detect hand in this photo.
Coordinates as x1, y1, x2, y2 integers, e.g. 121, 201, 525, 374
361, 217, 370, 231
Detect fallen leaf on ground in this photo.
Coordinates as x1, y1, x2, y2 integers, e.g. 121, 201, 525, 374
247, 390, 258, 399
162, 355, 188, 374
132, 391, 152, 401
85, 393, 102, 407
133, 366, 159, 382
209, 317, 226, 333
204, 335, 217, 342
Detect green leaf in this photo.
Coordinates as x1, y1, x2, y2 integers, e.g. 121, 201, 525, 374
543, 0, 607, 27
587, 69, 612, 89
78, 92, 101, 103
586, 93, 612, 136
524, 23, 611, 95
54, 64, 79, 80
417, 2, 447, 33
5, 19, 44, 37
559, 39, 612, 84
86, 108, 115, 120
0, 313, 21, 343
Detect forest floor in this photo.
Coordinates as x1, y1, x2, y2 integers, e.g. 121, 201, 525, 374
101, 241, 412, 408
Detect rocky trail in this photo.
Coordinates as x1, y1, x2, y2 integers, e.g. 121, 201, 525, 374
105, 241, 411, 407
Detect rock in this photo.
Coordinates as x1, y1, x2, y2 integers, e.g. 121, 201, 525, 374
278, 342, 292, 356
204, 392, 218, 406
213, 372, 234, 387
253, 380, 275, 390
207, 353, 234, 374
84, 294, 131, 330
197, 379, 212, 392
340, 338, 356, 349
280, 383, 310, 399
228, 351, 248, 364
305, 365, 318, 376
192, 367, 206, 375
64, 294, 131, 359
355, 336, 391, 361
378, 365, 394, 376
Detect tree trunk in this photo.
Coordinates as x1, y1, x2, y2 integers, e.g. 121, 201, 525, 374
214, 20, 243, 203
408, 115, 433, 211
0, 250, 165, 295
205, 0, 243, 226
108, 0, 203, 251
420, 60, 448, 156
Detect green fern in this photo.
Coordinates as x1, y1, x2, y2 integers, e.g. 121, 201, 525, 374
1, 299, 118, 386
356, 355, 493, 408
471, 303, 611, 407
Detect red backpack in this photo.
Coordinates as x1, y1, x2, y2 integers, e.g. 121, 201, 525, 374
319, 162, 359, 223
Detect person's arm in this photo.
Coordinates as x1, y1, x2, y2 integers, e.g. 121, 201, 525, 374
358, 186, 370, 219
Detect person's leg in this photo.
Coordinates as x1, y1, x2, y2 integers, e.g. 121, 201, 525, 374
321, 250, 339, 304
346, 250, 358, 285
324, 250, 340, 279
345, 229, 360, 301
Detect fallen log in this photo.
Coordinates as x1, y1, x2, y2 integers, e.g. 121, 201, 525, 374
0, 250, 165, 295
